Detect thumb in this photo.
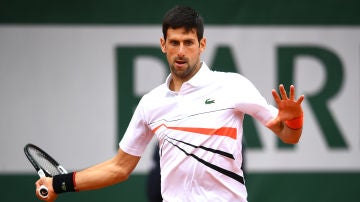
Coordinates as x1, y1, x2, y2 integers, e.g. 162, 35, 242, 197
35, 178, 44, 188
266, 117, 281, 129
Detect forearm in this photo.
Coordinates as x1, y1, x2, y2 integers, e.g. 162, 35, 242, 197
74, 149, 140, 191
75, 158, 127, 191
35, 149, 141, 201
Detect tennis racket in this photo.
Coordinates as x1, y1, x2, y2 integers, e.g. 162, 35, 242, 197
24, 143, 67, 198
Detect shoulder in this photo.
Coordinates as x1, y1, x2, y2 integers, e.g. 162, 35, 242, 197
138, 83, 168, 106
209, 70, 263, 100
212, 70, 254, 87
145, 83, 168, 97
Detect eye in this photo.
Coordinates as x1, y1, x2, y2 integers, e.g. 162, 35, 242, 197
169, 40, 179, 46
184, 40, 194, 46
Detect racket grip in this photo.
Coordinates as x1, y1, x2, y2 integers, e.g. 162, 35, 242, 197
39, 185, 49, 198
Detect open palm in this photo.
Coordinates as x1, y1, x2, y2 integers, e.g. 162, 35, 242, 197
267, 84, 304, 128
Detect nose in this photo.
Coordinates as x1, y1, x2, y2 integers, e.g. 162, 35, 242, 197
177, 44, 185, 57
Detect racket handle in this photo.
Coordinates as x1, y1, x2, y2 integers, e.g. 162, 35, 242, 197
39, 185, 49, 198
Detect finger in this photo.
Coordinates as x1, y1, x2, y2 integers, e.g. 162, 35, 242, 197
35, 179, 48, 201
271, 89, 281, 104
265, 118, 276, 128
35, 179, 42, 188
289, 85, 295, 100
266, 117, 281, 129
296, 95, 305, 104
279, 84, 288, 100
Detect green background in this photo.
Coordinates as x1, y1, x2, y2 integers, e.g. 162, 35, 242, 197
1, 0, 360, 25
1, 0, 359, 201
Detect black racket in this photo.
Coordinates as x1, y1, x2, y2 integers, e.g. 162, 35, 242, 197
24, 143, 67, 198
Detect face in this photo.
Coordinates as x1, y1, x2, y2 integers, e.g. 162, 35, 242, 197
160, 27, 206, 82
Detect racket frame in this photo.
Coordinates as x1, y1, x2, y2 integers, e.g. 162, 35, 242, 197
24, 143, 67, 198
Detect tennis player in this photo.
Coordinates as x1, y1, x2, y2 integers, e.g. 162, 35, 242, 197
35, 5, 304, 202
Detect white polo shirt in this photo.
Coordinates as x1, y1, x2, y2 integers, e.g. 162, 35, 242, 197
120, 62, 278, 202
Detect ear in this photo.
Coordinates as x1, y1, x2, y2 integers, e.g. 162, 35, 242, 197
160, 37, 166, 54
199, 37, 206, 53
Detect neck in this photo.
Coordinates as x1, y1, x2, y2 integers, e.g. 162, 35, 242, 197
169, 78, 184, 92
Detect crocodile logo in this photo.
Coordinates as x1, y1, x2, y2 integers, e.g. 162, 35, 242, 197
205, 98, 215, 104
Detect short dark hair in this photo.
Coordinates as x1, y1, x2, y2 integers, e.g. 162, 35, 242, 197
162, 5, 204, 41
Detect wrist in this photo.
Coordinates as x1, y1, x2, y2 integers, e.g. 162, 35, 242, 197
285, 114, 303, 130
52, 172, 78, 194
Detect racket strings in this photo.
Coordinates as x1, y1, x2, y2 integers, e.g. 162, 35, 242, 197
29, 148, 62, 176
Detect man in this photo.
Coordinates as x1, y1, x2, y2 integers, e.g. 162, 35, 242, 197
35, 5, 304, 202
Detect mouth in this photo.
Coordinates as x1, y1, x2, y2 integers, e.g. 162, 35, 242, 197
175, 59, 187, 67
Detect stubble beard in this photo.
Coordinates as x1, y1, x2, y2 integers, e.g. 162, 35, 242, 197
170, 59, 199, 80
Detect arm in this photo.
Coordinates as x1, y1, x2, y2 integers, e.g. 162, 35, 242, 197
35, 148, 141, 201
266, 84, 305, 144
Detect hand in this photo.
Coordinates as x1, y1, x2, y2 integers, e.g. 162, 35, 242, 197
35, 177, 58, 201
266, 84, 304, 128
